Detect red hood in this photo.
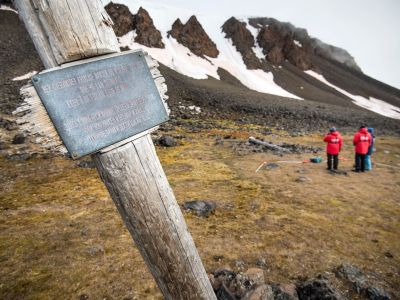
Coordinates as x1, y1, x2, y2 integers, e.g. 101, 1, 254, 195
331, 131, 340, 136
359, 127, 368, 134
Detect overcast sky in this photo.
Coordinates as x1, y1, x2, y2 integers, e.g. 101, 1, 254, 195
144, 0, 400, 89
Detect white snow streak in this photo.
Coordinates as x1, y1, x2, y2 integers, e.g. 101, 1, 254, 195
243, 19, 265, 60
12, 71, 38, 81
0, 5, 18, 14
294, 40, 302, 48
305, 70, 400, 119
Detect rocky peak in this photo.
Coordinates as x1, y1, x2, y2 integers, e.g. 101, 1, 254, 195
170, 18, 184, 35
168, 15, 219, 58
104, 2, 135, 37
105, 3, 164, 48
250, 17, 361, 72
222, 17, 261, 69
133, 7, 164, 48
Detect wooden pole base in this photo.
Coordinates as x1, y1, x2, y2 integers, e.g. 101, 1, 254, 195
93, 134, 216, 300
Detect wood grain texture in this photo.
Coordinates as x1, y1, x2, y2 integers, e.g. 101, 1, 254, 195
13, 84, 67, 153
27, 0, 119, 64
93, 135, 216, 300
14, 0, 58, 68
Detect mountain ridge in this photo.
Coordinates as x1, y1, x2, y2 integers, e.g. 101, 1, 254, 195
105, 1, 400, 120
1, 3, 399, 134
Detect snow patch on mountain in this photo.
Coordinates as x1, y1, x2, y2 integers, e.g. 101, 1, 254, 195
208, 22, 301, 98
243, 19, 265, 60
119, 32, 218, 79
112, 0, 301, 99
12, 71, 38, 81
294, 40, 302, 48
305, 70, 400, 119
0, 5, 18, 14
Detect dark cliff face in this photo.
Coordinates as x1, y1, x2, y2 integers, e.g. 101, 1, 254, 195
249, 17, 361, 72
104, 2, 135, 37
105, 3, 164, 48
133, 7, 164, 48
168, 16, 219, 58
255, 21, 313, 70
221, 17, 261, 69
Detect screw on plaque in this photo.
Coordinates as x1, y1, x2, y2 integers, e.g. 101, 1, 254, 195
32, 77, 39, 83
72, 153, 79, 159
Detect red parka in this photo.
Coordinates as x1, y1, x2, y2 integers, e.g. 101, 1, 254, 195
353, 127, 372, 154
323, 131, 343, 155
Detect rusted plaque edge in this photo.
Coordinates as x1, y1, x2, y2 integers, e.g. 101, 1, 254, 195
32, 50, 168, 159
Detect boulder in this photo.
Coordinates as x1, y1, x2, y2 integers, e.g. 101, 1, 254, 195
243, 284, 274, 300
334, 263, 367, 293
158, 135, 177, 147
183, 200, 216, 217
297, 278, 344, 300
334, 264, 391, 299
213, 268, 237, 299
255, 257, 267, 268
0, 117, 17, 130
86, 244, 104, 256
265, 163, 279, 170
215, 283, 236, 300
335, 263, 366, 281
273, 283, 299, 300
365, 286, 391, 300
77, 160, 96, 169
295, 176, 311, 183
296, 168, 310, 174
12, 133, 26, 144
212, 268, 273, 300
168, 16, 219, 58
244, 268, 265, 286
6, 153, 32, 161
234, 260, 246, 269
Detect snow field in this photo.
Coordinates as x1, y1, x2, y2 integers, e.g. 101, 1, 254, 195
305, 70, 400, 119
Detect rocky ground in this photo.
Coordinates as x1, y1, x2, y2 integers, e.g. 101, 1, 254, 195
0, 9, 43, 114
160, 63, 400, 135
1, 121, 399, 299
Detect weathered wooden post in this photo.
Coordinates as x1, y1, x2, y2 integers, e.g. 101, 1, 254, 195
13, 1, 216, 299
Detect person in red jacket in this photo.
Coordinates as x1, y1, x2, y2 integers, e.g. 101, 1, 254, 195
353, 126, 372, 172
323, 127, 343, 170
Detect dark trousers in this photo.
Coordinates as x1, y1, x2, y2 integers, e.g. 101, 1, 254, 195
355, 153, 366, 171
327, 154, 338, 170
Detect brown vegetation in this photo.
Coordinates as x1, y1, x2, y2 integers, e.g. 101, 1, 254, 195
1, 119, 399, 299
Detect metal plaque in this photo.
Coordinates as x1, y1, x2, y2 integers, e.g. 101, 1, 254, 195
32, 50, 168, 158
